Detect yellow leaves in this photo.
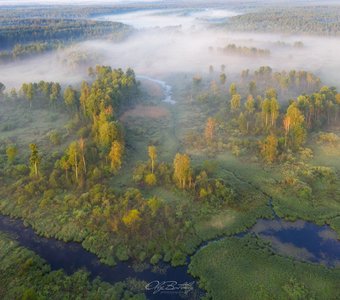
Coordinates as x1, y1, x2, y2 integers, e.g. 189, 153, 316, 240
173, 153, 191, 189
230, 94, 241, 112
96, 112, 119, 149
108, 140, 124, 173
199, 188, 209, 199
335, 93, 340, 105
286, 102, 305, 128
147, 197, 162, 216
260, 134, 278, 164
122, 209, 141, 227
283, 115, 291, 134
145, 173, 157, 186
148, 145, 157, 173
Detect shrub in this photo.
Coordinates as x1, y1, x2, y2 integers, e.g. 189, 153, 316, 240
144, 173, 157, 186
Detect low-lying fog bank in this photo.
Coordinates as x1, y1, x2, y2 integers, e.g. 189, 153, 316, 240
1, 7, 340, 91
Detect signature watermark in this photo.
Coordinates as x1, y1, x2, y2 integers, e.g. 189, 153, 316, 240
145, 280, 195, 295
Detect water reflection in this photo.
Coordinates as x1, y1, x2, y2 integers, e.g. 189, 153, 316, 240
251, 219, 340, 267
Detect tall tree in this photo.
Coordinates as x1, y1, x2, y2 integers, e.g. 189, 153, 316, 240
173, 153, 192, 189
78, 138, 87, 175
148, 145, 157, 174
64, 86, 77, 110
260, 134, 278, 164
79, 81, 90, 115
67, 142, 80, 182
284, 102, 306, 150
261, 98, 271, 128
204, 117, 217, 143
270, 98, 280, 127
231, 94, 241, 113
29, 143, 41, 177
245, 95, 255, 132
50, 83, 61, 107
108, 140, 124, 173
229, 83, 237, 96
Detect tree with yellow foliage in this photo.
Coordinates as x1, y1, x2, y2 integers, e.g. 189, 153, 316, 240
260, 134, 278, 164
173, 153, 192, 189
145, 173, 157, 186
108, 140, 124, 173
122, 209, 141, 228
230, 94, 241, 113
148, 145, 157, 174
284, 102, 306, 150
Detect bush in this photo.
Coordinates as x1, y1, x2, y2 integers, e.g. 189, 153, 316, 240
144, 173, 157, 186
150, 254, 162, 265
48, 130, 61, 145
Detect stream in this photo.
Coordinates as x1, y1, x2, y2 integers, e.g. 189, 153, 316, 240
137, 75, 176, 105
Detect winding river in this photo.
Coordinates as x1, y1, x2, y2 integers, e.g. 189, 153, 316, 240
1, 202, 339, 299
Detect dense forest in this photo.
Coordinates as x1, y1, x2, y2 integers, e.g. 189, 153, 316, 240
224, 6, 340, 35
0, 19, 132, 52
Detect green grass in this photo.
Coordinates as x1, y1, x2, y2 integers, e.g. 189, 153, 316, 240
0, 101, 72, 155
189, 235, 340, 300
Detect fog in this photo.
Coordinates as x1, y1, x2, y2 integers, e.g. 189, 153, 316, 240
1, 7, 340, 90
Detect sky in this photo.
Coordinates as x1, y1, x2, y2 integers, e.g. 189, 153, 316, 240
0, 0, 338, 6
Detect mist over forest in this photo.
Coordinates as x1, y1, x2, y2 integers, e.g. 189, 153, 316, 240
0, 1, 339, 300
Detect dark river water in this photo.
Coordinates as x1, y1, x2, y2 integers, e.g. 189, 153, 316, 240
0, 212, 339, 299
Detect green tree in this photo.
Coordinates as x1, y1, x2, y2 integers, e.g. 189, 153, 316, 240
63, 86, 77, 110
6, 145, 18, 164
50, 82, 61, 107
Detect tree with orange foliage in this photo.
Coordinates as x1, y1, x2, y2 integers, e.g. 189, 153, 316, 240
204, 117, 217, 144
